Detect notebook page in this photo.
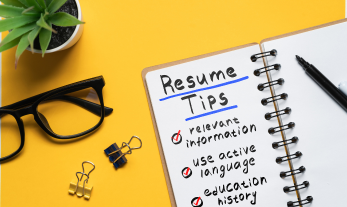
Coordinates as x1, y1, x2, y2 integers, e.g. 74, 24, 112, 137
145, 45, 296, 207
261, 21, 347, 206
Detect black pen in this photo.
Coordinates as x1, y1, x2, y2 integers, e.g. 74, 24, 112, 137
296, 55, 347, 112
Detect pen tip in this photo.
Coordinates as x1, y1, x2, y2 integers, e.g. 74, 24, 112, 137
296, 55, 302, 63
295, 55, 310, 69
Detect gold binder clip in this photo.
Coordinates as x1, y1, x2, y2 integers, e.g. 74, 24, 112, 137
68, 161, 95, 200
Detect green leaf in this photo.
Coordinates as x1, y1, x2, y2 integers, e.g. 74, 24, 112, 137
22, 5, 34, 14
18, 0, 29, 7
0, 16, 38, 32
0, 22, 36, 47
49, 12, 84, 26
47, 0, 67, 14
25, 0, 43, 11
22, 12, 41, 17
36, 13, 56, 33
22, 6, 41, 17
27, 25, 41, 53
15, 32, 30, 69
39, 21, 51, 56
0, 36, 21, 53
0, 5, 25, 18
36, 0, 46, 9
45, 0, 53, 7
1, 0, 26, 8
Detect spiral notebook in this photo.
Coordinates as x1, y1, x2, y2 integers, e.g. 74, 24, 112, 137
142, 18, 347, 207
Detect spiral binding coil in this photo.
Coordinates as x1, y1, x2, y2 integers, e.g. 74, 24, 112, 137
280, 166, 305, 178
268, 122, 295, 134
261, 93, 288, 106
287, 196, 313, 207
283, 181, 309, 193
251, 49, 277, 62
276, 151, 302, 164
272, 136, 298, 149
254, 64, 281, 76
258, 78, 285, 91
251, 49, 312, 205
265, 107, 291, 120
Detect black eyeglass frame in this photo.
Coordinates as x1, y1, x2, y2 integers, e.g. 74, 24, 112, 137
0, 76, 113, 162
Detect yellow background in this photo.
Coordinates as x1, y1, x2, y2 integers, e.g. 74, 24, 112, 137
1, 1, 344, 206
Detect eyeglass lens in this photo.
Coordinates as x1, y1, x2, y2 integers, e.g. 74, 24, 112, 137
1, 114, 21, 159
37, 87, 102, 136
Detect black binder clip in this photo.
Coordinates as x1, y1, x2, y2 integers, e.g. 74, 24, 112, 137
104, 136, 142, 169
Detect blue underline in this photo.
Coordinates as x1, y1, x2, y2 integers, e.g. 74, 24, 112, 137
159, 76, 249, 101
185, 105, 238, 121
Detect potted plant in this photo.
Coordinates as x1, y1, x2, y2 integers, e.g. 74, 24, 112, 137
0, 0, 85, 68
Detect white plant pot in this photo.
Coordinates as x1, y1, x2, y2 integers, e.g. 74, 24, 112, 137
30, 0, 84, 54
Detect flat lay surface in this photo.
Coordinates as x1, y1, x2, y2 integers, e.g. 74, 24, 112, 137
0, 1, 345, 206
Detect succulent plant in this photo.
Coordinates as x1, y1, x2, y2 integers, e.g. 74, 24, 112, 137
0, 0, 85, 68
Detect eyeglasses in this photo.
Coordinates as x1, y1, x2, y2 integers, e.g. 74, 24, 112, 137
0, 76, 113, 162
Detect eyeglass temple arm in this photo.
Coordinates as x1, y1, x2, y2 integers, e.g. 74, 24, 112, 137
0, 95, 113, 116
52, 95, 113, 116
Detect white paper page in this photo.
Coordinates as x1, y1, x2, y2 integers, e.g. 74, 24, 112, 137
145, 45, 296, 207
262, 21, 347, 206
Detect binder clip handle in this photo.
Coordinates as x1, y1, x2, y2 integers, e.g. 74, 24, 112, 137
76, 172, 89, 182
109, 135, 142, 157
74, 172, 90, 197
112, 136, 142, 164
124, 135, 142, 154
81, 161, 95, 181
